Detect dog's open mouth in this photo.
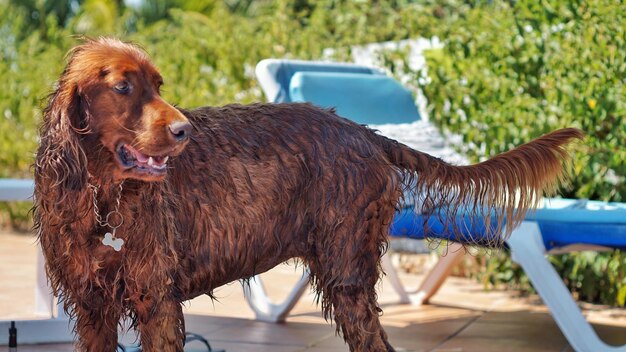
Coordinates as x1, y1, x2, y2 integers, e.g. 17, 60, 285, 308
116, 143, 169, 175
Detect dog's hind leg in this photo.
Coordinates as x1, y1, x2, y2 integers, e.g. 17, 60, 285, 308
329, 285, 395, 352
309, 201, 396, 352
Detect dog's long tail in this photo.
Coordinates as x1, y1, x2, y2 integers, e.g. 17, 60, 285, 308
380, 128, 584, 245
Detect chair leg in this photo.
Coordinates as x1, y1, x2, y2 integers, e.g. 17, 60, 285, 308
242, 270, 310, 323
507, 221, 626, 352
412, 242, 465, 305
381, 253, 411, 304
244, 240, 461, 321
35, 247, 55, 317
382, 242, 464, 305
36, 246, 69, 320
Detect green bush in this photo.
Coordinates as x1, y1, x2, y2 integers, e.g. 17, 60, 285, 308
466, 250, 626, 307
0, 0, 624, 305
398, 0, 625, 306
418, 0, 625, 202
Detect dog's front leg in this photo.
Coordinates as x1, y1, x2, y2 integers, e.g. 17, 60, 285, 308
136, 298, 185, 352
72, 300, 121, 352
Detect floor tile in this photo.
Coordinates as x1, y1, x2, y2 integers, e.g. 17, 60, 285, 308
1, 231, 625, 352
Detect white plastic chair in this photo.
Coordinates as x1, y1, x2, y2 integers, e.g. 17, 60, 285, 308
0, 179, 74, 344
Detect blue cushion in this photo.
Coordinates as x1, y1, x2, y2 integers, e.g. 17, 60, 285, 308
289, 72, 421, 125
274, 61, 381, 103
389, 199, 626, 250
525, 198, 626, 223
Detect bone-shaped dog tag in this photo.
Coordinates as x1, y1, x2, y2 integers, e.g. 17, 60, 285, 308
102, 232, 124, 251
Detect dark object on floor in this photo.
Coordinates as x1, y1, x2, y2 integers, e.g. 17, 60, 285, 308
185, 332, 225, 352
116, 332, 224, 352
8, 321, 17, 351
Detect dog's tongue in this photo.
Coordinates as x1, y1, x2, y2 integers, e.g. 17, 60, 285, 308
135, 150, 149, 163
125, 144, 168, 168
124, 144, 147, 162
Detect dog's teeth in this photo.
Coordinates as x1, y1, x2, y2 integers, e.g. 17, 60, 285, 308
147, 157, 155, 166
163, 156, 169, 163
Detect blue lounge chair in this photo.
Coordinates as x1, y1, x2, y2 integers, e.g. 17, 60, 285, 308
249, 58, 626, 352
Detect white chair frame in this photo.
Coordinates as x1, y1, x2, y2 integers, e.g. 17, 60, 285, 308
0, 179, 74, 344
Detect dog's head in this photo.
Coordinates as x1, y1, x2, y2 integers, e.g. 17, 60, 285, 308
40, 37, 191, 184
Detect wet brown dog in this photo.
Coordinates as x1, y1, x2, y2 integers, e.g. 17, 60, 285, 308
34, 38, 583, 351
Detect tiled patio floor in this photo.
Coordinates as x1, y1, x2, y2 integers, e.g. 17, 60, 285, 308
1, 230, 625, 351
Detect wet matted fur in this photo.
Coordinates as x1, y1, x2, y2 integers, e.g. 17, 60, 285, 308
34, 38, 584, 352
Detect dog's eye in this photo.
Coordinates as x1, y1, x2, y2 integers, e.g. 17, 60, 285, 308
113, 81, 131, 94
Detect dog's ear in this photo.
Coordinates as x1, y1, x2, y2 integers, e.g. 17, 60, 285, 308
35, 63, 89, 199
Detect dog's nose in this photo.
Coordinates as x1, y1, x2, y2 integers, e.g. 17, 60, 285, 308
168, 121, 192, 142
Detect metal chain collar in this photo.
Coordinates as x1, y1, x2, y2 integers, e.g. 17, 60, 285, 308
88, 181, 124, 232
